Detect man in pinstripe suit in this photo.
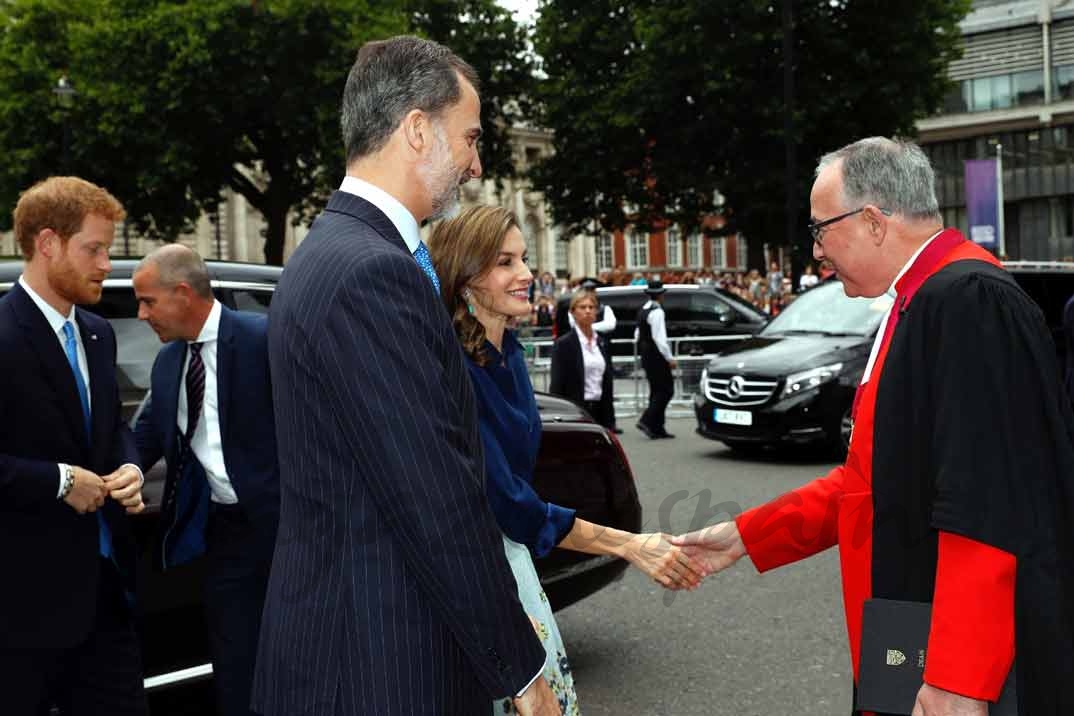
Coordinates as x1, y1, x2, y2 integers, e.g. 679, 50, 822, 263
251, 36, 555, 716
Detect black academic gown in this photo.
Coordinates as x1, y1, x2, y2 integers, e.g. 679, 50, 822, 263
872, 259, 1074, 714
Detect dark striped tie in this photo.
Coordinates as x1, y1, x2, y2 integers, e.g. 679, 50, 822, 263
163, 342, 205, 515
185, 342, 205, 440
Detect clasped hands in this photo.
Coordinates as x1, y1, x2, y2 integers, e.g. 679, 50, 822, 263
63, 464, 145, 515
619, 521, 746, 591
622, 521, 748, 591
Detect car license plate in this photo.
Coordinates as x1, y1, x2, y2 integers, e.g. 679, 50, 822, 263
715, 408, 752, 426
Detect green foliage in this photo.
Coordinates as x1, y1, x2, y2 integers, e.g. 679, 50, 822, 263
408, 0, 536, 184
0, 0, 531, 264
531, 0, 971, 251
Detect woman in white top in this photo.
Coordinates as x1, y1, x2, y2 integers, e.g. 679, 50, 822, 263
549, 290, 614, 429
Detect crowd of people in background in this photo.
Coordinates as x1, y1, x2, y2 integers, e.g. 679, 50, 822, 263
523, 259, 834, 329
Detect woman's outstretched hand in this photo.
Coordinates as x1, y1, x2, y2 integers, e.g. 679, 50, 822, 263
623, 532, 705, 590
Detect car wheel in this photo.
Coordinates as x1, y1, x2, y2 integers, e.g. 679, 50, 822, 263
723, 440, 768, 457
828, 407, 853, 458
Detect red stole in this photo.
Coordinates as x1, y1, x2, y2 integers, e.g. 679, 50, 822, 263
839, 229, 1002, 679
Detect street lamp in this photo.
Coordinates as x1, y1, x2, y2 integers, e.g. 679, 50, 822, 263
53, 74, 77, 170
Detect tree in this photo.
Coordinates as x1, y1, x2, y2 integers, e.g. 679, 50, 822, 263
0, 0, 532, 264
531, 0, 971, 268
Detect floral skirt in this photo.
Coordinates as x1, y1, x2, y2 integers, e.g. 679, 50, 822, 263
493, 536, 580, 715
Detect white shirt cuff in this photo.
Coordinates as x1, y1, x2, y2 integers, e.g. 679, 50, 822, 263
57, 463, 68, 499
120, 463, 145, 486
515, 653, 549, 698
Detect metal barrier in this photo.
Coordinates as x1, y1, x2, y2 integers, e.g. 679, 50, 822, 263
521, 334, 752, 419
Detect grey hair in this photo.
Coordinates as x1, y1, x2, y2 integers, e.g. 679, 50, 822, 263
136, 244, 212, 300
341, 35, 480, 164
817, 137, 941, 222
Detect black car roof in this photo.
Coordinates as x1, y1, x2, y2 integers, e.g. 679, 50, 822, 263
577, 283, 769, 320
0, 258, 282, 284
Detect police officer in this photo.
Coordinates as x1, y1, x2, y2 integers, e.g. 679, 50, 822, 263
634, 279, 676, 438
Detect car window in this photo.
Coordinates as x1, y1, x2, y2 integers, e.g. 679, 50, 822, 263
81, 288, 160, 413
661, 293, 689, 322
715, 288, 768, 322
598, 293, 641, 318
231, 289, 273, 314
761, 280, 891, 337
689, 294, 732, 322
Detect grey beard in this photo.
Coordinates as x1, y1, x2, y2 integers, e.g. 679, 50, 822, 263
428, 186, 461, 222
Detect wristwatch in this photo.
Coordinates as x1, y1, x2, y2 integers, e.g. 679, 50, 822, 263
60, 464, 75, 499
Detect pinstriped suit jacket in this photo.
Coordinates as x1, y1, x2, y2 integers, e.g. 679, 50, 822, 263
252, 191, 545, 716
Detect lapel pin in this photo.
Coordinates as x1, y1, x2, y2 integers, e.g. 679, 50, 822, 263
90, 334, 98, 341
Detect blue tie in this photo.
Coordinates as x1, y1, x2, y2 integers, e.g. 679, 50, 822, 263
413, 242, 441, 294
62, 321, 113, 561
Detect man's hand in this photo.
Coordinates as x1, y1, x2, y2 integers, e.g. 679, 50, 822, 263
64, 466, 108, 514
513, 676, 558, 716
103, 465, 146, 514
668, 359, 678, 369
911, 683, 988, 715
670, 521, 748, 577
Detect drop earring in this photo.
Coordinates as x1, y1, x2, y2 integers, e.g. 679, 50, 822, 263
463, 288, 475, 314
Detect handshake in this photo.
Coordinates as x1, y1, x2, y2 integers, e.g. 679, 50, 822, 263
620, 522, 748, 591
63, 464, 146, 515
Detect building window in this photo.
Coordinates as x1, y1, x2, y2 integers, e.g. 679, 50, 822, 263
737, 236, 748, 270
1056, 65, 1074, 101
687, 232, 702, 267
1013, 69, 1044, 106
596, 234, 613, 272
957, 70, 1045, 113
990, 74, 1012, 110
942, 83, 968, 114
711, 236, 727, 269
555, 238, 569, 277
666, 227, 683, 267
627, 229, 648, 269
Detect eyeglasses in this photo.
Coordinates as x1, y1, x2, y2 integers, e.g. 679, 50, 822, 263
807, 206, 892, 244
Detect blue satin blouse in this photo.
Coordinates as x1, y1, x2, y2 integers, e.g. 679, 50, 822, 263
466, 331, 577, 558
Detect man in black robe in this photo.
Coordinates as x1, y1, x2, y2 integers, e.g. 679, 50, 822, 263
674, 137, 1074, 715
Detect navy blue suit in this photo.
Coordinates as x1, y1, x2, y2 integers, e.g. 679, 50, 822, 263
135, 306, 279, 716
252, 191, 545, 716
0, 282, 145, 715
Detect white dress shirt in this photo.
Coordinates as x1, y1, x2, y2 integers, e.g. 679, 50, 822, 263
568, 304, 617, 334
178, 300, 237, 504
339, 175, 421, 253
575, 325, 606, 400
861, 231, 941, 384
18, 276, 143, 497
634, 300, 674, 362
338, 175, 547, 696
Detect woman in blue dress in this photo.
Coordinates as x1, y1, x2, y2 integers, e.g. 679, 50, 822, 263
431, 206, 702, 715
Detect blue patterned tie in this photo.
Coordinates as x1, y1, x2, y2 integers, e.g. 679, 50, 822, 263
413, 242, 441, 294
62, 321, 113, 561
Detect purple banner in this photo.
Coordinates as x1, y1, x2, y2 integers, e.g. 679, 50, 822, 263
964, 159, 998, 248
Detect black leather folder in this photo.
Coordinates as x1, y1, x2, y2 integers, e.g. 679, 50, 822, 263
856, 599, 1017, 715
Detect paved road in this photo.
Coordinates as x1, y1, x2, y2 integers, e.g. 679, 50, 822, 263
556, 417, 852, 716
